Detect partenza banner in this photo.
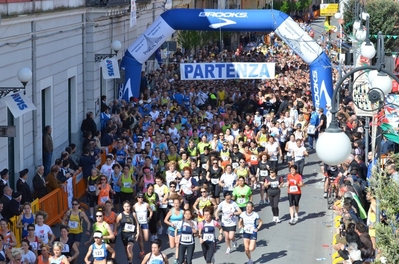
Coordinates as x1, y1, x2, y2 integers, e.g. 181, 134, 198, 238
180, 63, 275, 80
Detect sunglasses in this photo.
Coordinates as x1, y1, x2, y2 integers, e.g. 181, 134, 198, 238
213, 163, 218, 165
137, 197, 144, 199
201, 191, 207, 193
28, 229, 35, 231
101, 179, 106, 181
170, 186, 176, 188
96, 215, 103, 217
73, 203, 79, 206
240, 162, 245, 163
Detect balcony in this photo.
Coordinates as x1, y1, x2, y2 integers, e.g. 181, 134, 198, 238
86, 0, 131, 7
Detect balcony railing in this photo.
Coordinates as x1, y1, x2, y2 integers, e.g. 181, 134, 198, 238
86, 0, 130, 7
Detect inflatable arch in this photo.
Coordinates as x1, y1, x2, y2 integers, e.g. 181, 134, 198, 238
121, 9, 333, 111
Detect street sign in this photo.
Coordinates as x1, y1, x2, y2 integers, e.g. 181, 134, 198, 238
320, 4, 339, 17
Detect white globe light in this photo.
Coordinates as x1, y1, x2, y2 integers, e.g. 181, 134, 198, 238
368, 70, 378, 83
316, 132, 352, 165
361, 42, 376, 59
353, 20, 361, 30
17, 67, 32, 84
372, 73, 392, 95
356, 29, 367, 41
361, 12, 370, 20
334, 12, 342, 19
111, 40, 122, 52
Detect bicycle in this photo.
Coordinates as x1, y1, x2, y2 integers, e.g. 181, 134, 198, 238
326, 176, 337, 210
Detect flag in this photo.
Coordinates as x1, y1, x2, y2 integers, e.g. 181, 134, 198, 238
101, 57, 120, 79
2, 92, 37, 118
130, 0, 137, 28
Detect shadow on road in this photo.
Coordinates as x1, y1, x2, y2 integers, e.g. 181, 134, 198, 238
297, 211, 326, 223
255, 250, 288, 263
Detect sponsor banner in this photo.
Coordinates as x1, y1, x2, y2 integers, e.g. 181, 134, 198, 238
101, 57, 120, 79
275, 17, 322, 64
130, 0, 137, 27
180, 62, 275, 80
120, 54, 142, 101
2, 92, 37, 118
352, 55, 375, 117
127, 17, 175, 64
309, 53, 333, 112
385, 94, 399, 127
320, 4, 339, 17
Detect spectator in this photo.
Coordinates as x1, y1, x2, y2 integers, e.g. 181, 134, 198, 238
80, 112, 97, 137
16, 169, 32, 204
0, 169, 9, 198
42, 125, 53, 176
0, 186, 13, 208
4, 191, 22, 219
46, 165, 61, 194
355, 222, 374, 259
32, 165, 48, 199
79, 147, 96, 180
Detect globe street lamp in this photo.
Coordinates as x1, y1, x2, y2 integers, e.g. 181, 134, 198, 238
94, 40, 122, 62
316, 32, 399, 165
0, 67, 32, 98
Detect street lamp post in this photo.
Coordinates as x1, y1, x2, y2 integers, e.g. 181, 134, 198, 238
94, 40, 122, 62
0, 67, 32, 98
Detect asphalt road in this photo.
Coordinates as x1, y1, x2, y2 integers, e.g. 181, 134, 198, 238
51, 150, 334, 264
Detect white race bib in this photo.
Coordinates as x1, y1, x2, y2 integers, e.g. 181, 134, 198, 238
289, 186, 298, 192
203, 233, 214, 241
123, 182, 131, 188
93, 248, 105, 258
181, 234, 192, 242
260, 171, 268, 176
222, 156, 229, 161
150, 204, 156, 211
211, 178, 219, 184
68, 221, 79, 229
237, 198, 246, 204
244, 226, 254, 234
124, 223, 135, 232
88, 185, 96, 192
100, 196, 109, 203
202, 164, 207, 169
223, 215, 233, 224
232, 163, 239, 169
251, 155, 257, 161
30, 242, 38, 250
62, 244, 70, 253
137, 215, 147, 224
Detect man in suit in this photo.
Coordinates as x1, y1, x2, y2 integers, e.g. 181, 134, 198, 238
0, 169, 9, 198
0, 186, 13, 208
16, 168, 33, 204
32, 166, 48, 199
4, 191, 22, 219
46, 165, 61, 194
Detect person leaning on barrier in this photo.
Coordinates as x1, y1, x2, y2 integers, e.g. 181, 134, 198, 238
32, 166, 48, 199
46, 165, 62, 194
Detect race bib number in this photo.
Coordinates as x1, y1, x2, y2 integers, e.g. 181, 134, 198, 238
244, 226, 255, 234
202, 164, 207, 169
30, 242, 38, 250
93, 248, 105, 258
100, 196, 109, 203
289, 186, 298, 192
237, 198, 246, 204
68, 221, 79, 229
181, 234, 192, 242
222, 156, 229, 161
211, 178, 219, 184
232, 163, 239, 169
62, 244, 70, 253
124, 224, 135, 232
251, 155, 257, 161
123, 182, 131, 188
260, 171, 268, 177
137, 215, 147, 224
223, 215, 233, 224
171, 221, 178, 228
88, 185, 96, 192
203, 233, 214, 241
150, 204, 156, 211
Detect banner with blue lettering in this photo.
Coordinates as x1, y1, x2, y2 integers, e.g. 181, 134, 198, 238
180, 63, 275, 80
2, 92, 37, 118
101, 57, 120, 79
309, 52, 333, 110
119, 55, 142, 101
121, 9, 334, 111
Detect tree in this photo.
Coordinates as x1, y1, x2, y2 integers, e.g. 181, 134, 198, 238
176, 30, 202, 54
343, 0, 399, 52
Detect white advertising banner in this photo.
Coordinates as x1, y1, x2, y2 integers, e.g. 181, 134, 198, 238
127, 17, 175, 64
101, 57, 120, 79
180, 62, 275, 80
2, 92, 37, 118
130, 0, 137, 28
275, 17, 322, 64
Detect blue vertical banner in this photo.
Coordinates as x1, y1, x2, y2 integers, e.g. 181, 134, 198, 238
309, 52, 333, 112
119, 55, 142, 101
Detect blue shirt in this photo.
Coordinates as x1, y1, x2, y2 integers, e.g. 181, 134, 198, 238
309, 111, 320, 126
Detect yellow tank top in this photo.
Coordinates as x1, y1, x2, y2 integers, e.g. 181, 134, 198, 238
258, 132, 267, 147
167, 153, 179, 162
178, 159, 190, 171
68, 210, 83, 234
236, 167, 248, 178
121, 175, 134, 193
197, 197, 212, 222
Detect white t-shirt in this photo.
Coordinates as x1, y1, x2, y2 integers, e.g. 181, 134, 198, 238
22, 250, 36, 264
35, 224, 53, 244
100, 163, 114, 182
218, 201, 240, 227
266, 142, 279, 161
293, 145, 306, 162
180, 177, 194, 195
239, 211, 260, 234
220, 173, 237, 191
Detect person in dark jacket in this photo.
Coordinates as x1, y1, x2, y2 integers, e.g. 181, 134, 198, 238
79, 147, 96, 179
80, 112, 97, 137
0, 169, 9, 198
32, 166, 48, 199
4, 191, 22, 219
16, 169, 32, 204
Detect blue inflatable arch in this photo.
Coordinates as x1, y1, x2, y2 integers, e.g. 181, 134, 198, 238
121, 9, 333, 110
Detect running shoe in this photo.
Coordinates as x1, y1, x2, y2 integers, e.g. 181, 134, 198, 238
265, 200, 270, 205
275, 217, 281, 223
150, 235, 155, 242
323, 192, 328, 199
294, 214, 298, 223
89, 216, 94, 222
289, 219, 295, 225
212, 256, 215, 264
259, 200, 264, 205
239, 228, 244, 234
247, 259, 253, 264
272, 217, 276, 222
173, 259, 178, 264
226, 247, 231, 254
139, 251, 145, 259
233, 240, 237, 248
158, 226, 163, 235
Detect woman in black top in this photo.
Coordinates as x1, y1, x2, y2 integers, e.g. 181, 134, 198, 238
264, 168, 284, 223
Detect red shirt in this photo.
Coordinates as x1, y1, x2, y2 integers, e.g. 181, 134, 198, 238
287, 173, 303, 194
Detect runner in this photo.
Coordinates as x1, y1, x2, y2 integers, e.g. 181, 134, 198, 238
292, 139, 309, 176
110, 163, 122, 213
164, 198, 183, 264
85, 209, 114, 246
96, 175, 114, 207
285, 134, 297, 167
193, 186, 217, 222
103, 200, 117, 248
287, 164, 304, 225
154, 176, 169, 235
118, 164, 136, 203
144, 184, 160, 241
238, 202, 263, 264
206, 159, 222, 204
165, 161, 182, 189
87, 168, 100, 221
176, 210, 197, 264
141, 239, 169, 264
54, 226, 79, 263
62, 198, 91, 247
232, 176, 252, 212
230, 144, 245, 170
219, 164, 237, 197
34, 211, 55, 248
256, 152, 270, 205
114, 201, 139, 264
16, 202, 35, 239
234, 158, 250, 185
24, 224, 42, 256
49, 241, 70, 264
214, 191, 242, 254
133, 192, 153, 259
264, 136, 282, 173
198, 207, 223, 264
180, 168, 199, 211
264, 168, 284, 223
84, 231, 116, 264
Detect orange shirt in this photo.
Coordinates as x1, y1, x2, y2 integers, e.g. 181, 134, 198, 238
37, 255, 50, 264
97, 184, 112, 205
287, 173, 302, 194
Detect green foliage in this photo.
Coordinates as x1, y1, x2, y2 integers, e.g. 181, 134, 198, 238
370, 153, 399, 263
176, 30, 233, 54
271, 0, 312, 14
343, 0, 399, 52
